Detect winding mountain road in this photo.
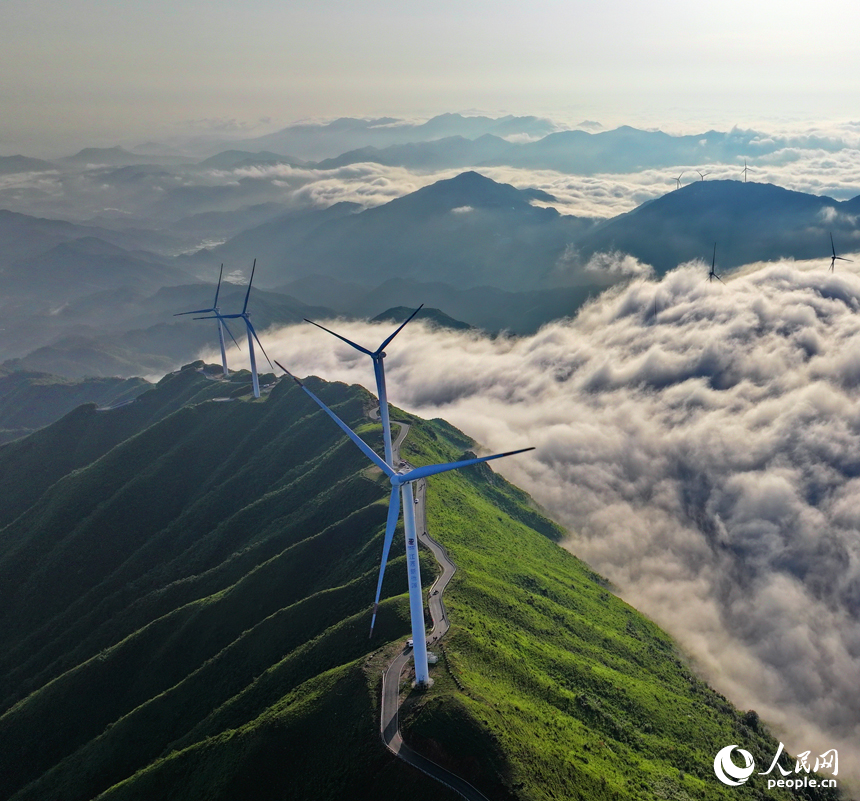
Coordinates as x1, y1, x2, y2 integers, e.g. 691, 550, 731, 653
378, 419, 490, 801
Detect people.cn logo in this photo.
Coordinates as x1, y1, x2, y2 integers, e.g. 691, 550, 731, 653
714, 745, 756, 786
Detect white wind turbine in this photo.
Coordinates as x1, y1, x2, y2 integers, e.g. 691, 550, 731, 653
174, 263, 241, 376
275, 362, 533, 686
198, 259, 273, 398
708, 242, 723, 283
829, 232, 853, 272
304, 306, 424, 632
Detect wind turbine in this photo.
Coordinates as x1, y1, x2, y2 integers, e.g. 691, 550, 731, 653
674, 172, 684, 190
708, 243, 723, 283
742, 159, 752, 183
174, 264, 241, 377
829, 232, 853, 272
276, 362, 533, 686
697, 170, 710, 182
303, 304, 424, 465
198, 259, 273, 398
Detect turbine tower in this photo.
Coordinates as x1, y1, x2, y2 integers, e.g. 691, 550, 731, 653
674, 172, 684, 190
174, 264, 240, 377
304, 304, 424, 465
198, 259, 273, 398
708, 243, 723, 283
276, 363, 533, 686
829, 232, 853, 272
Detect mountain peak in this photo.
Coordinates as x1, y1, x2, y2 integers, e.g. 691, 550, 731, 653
380, 171, 536, 215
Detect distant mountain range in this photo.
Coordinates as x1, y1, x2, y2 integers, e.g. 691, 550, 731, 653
1, 283, 334, 379
575, 179, 860, 273
0, 155, 57, 175
187, 171, 595, 292
3, 140, 860, 378
228, 112, 560, 160
191, 171, 860, 295
225, 121, 851, 176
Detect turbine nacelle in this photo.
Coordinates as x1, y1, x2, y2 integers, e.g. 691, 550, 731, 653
304, 304, 425, 465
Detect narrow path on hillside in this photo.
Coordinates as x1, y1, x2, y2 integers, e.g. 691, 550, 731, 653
377, 416, 491, 801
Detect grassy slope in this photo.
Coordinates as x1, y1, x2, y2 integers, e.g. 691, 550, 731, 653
0, 370, 455, 801
0, 375, 842, 801
0, 371, 150, 444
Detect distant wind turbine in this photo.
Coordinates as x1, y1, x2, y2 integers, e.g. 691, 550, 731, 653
708, 243, 723, 283
697, 170, 710, 181
174, 264, 240, 377
276, 363, 533, 686
742, 159, 753, 183
829, 232, 853, 272
674, 172, 684, 190
198, 259, 273, 398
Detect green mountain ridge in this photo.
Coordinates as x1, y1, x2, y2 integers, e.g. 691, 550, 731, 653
0, 367, 841, 800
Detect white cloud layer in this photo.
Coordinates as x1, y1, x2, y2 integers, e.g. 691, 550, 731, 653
213, 257, 860, 785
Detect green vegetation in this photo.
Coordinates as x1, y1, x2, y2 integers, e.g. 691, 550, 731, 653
0, 369, 841, 800
0, 370, 150, 444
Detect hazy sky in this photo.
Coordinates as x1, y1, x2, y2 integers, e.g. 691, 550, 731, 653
3, 0, 860, 155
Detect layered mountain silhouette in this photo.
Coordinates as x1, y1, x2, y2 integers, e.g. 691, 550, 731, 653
313, 134, 514, 171
1, 284, 333, 378
230, 113, 558, 161
574, 180, 860, 273
190, 171, 594, 292
4, 163, 860, 378
193, 172, 860, 300
0, 155, 57, 175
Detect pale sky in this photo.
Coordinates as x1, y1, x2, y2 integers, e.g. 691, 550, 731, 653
2, 0, 860, 155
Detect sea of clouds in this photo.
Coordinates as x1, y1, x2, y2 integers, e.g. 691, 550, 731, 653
211, 257, 860, 785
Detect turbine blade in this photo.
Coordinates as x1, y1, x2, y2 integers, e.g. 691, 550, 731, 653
220, 318, 242, 350
274, 361, 395, 478
304, 318, 373, 356
369, 485, 401, 637
402, 447, 535, 483
377, 303, 424, 353
195, 313, 240, 320
243, 258, 256, 314
246, 320, 274, 369
712, 243, 716, 270
174, 308, 215, 316
715, 274, 724, 283
831, 233, 837, 258
213, 263, 224, 308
